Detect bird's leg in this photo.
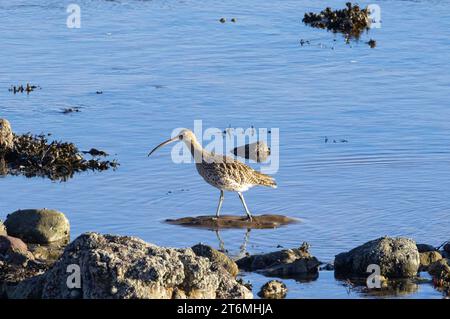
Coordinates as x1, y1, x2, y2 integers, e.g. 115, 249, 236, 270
237, 192, 252, 221
215, 190, 224, 218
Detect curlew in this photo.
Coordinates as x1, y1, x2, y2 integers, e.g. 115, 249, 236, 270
148, 129, 277, 221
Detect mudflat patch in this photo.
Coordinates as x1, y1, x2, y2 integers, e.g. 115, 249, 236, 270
165, 214, 298, 230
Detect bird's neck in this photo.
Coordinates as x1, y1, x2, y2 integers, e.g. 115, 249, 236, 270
188, 139, 209, 162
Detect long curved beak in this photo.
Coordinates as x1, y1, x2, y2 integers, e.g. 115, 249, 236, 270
148, 136, 179, 157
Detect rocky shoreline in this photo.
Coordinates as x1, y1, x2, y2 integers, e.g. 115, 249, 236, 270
0, 210, 449, 299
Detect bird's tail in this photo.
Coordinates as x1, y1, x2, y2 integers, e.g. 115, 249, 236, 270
255, 171, 277, 188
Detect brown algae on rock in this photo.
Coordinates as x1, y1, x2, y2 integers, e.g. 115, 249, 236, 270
303, 2, 371, 41
0, 119, 118, 181
166, 214, 298, 230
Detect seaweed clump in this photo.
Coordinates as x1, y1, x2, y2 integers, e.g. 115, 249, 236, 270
303, 2, 370, 41
1, 127, 118, 181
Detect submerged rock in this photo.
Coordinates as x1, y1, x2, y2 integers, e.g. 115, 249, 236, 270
237, 242, 320, 278
9, 233, 253, 299
4, 209, 70, 244
166, 214, 297, 230
191, 243, 239, 277
258, 280, 287, 299
334, 237, 420, 278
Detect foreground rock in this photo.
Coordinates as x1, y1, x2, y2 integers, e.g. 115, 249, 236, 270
0, 221, 6, 236
191, 243, 239, 277
334, 237, 420, 278
5, 209, 70, 244
258, 280, 287, 299
428, 259, 450, 296
166, 214, 297, 230
9, 233, 252, 299
419, 251, 442, 271
237, 243, 320, 278
416, 243, 437, 253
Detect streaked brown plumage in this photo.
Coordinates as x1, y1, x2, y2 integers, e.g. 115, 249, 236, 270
148, 129, 277, 220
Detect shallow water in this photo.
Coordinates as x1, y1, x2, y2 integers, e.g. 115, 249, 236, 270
1, 0, 449, 298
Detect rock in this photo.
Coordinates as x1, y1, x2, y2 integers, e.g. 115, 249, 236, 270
320, 263, 334, 271
9, 233, 252, 299
191, 244, 239, 277
237, 242, 320, 277
334, 237, 420, 278
419, 251, 442, 271
0, 235, 34, 264
444, 243, 450, 254
28, 243, 66, 264
428, 259, 450, 295
166, 214, 297, 230
0, 119, 14, 153
232, 141, 271, 163
258, 280, 287, 299
0, 221, 6, 236
428, 259, 450, 277
416, 243, 437, 253
4, 209, 70, 244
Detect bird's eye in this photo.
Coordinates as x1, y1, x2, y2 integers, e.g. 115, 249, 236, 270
179, 135, 183, 140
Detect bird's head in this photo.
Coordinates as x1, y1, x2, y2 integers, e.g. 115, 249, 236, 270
148, 129, 198, 156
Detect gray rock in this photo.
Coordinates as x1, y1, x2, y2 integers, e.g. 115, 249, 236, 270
10, 233, 252, 299
258, 280, 287, 299
0, 221, 6, 236
334, 237, 420, 278
4, 209, 70, 244
232, 141, 271, 163
0, 119, 14, 153
416, 244, 436, 253
191, 243, 239, 277
236, 243, 319, 277
419, 251, 442, 271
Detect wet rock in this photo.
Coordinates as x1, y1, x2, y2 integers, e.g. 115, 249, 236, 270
82, 148, 108, 157
0, 235, 34, 265
367, 39, 376, 48
258, 280, 287, 299
303, 2, 371, 41
419, 251, 442, 271
428, 259, 450, 295
320, 263, 334, 271
334, 237, 420, 278
166, 214, 297, 230
232, 141, 271, 163
444, 242, 450, 255
416, 243, 437, 253
219, 18, 226, 23
4, 209, 70, 244
191, 243, 239, 277
0, 119, 14, 154
10, 233, 253, 299
237, 242, 320, 277
0, 221, 6, 236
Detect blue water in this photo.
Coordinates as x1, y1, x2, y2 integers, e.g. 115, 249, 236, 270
1, 0, 449, 298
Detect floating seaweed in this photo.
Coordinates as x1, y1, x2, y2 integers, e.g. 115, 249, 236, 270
8, 83, 41, 94
303, 3, 371, 41
1, 130, 118, 181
